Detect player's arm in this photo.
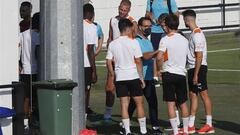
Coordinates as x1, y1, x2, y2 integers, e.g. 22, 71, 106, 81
142, 50, 160, 60
107, 19, 113, 48
173, 11, 180, 18
87, 44, 97, 83
95, 35, 104, 57
135, 57, 145, 88
193, 52, 203, 85
156, 51, 164, 73
106, 59, 114, 79
132, 21, 138, 37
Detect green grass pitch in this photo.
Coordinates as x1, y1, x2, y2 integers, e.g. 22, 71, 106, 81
87, 32, 240, 135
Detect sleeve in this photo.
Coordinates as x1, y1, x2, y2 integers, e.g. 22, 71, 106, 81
85, 27, 97, 45
32, 32, 40, 46
193, 33, 204, 52
146, 0, 151, 12
97, 24, 104, 38
136, 38, 152, 53
134, 41, 143, 58
158, 38, 167, 52
106, 44, 113, 60
171, 0, 178, 12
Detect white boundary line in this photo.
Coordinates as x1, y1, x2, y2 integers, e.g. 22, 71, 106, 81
96, 48, 240, 71
96, 64, 240, 72
208, 69, 240, 72
208, 48, 240, 53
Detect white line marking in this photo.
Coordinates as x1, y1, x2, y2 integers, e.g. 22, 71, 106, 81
96, 60, 105, 63
96, 65, 240, 72
208, 69, 240, 72
96, 64, 106, 67
208, 48, 240, 53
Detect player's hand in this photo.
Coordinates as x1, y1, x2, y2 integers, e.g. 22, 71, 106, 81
140, 78, 146, 89
193, 75, 198, 85
91, 71, 97, 84
18, 66, 22, 74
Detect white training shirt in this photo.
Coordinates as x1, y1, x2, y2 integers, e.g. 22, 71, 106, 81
159, 33, 189, 76
110, 15, 135, 40
19, 29, 40, 74
106, 36, 143, 81
187, 28, 207, 69
84, 20, 98, 67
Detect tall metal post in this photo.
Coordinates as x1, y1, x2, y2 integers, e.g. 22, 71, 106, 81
40, 0, 85, 134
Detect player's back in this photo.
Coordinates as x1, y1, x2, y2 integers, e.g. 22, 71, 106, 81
160, 33, 189, 76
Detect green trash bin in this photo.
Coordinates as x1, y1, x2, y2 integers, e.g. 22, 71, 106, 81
33, 79, 77, 135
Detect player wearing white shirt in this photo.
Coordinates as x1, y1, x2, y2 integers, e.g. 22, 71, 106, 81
104, 0, 138, 122
156, 14, 189, 135
19, 12, 40, 131
83, 4, 98, 116
183, 10, 214, 134
106, 19, 147, 135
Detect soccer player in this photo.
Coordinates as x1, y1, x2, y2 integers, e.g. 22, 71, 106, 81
156, 14, 189, 135
104, 0, 137, 121
127, 17, 163, 135
159, 13, 183, 130
19, 12, 40, 132
83, 3, 98, 117
106, 18, 147, 135
182, 9, 215, 134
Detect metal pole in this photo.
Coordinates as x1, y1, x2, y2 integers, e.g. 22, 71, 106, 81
71, 0, 86, 134
40, 0, 85, 134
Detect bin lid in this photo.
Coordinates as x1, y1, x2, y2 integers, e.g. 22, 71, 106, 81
33, 79, 78, 90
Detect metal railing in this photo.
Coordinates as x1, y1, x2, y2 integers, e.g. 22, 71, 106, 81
179, 1, 240, 31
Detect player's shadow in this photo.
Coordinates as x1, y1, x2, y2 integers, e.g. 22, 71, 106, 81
213, 119, 240, 134
200, 119, 240, 134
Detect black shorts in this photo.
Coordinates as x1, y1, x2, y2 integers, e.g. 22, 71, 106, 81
115, 79, 143, 98
20, 74, 37, 99
84, 67, 92, 90
188, 65, 208, 94
162, 72, 188, 105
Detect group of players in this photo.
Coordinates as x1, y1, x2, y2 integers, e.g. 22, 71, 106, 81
84, 0, 215, 135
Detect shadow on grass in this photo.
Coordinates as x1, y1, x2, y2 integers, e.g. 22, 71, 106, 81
87, 111, 170, 135
213, 119, 240, 134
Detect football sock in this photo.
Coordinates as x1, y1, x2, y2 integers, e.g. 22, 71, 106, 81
188, 115, 195, 127
122, 118, 131, 134
138, 117, 147, 134
206, 115, 212, 127
170, 117, 179, 135
182, 117, 189, 133
176, 110, 180, 126
104, 106, 112, 119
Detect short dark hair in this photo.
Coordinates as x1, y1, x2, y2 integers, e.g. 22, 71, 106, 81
32, 12, 40, 30
138, 17, 152, 26
83, 3, 95, 20
118, 18, 133, 33
21, 1, 32, 8
120, 0, 131, 7
158, 13, 168, 23
182, 10, 196, 18
165, 14, 179, 30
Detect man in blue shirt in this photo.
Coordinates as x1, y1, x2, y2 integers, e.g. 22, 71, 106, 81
128, 17, 163, 135
146, 0, 179, 51
146, 0, 179, 88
